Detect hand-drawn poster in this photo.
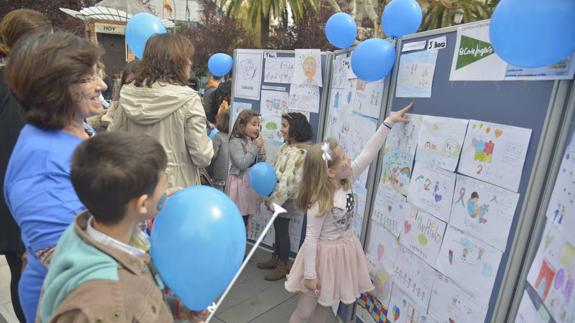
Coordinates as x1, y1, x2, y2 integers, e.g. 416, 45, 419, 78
545, 130, 575, 245
396, 50, 438, 98
249, 204, 275, 246
292, 49, 322, 86
400, 210, 447, 267
230, 101, 252, 125
407, 162, 456, 222
234, 51, 263, 100
340, 112, 378, 186
505, 53, 575, 81
372, 186, 412, 238
436, 226, 503, 302
352, 184, 368, 240
428, 273, 488, 323
264, 55, 294, 84
527, 223, 575, 323
387, 284, 438, 323
458, 120, 532, 192
288, 211, 304, 253
259, 90, 289, 163
366, 221, 401, 307
288, 84, 320, 113
449, 21, 507, 81
332, 54, 351, 89
416, 116, 468, 171
392, 246, 437, 310
450, 174, 520, 251
382, 114, 423, 196
353, 79, 384, 119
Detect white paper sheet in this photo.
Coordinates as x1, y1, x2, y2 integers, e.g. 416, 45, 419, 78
449, 21, 507, 81
339, 112, 378, 186
429, 273, 488, 323
288, 84, 320, 113
387, 284, 436, 323
352, 79, 384, 119
396, 50, 438, 98
234, 51, 263, 100
407, 162, 456, 222
416, 116, 468, 171
505, 53, 575, 81
450, 174, 520, 251
332, 54, 352, 89
249, 203, 275, 246
458, 120, 532, 192
264, 56, 294, 84
402, 40, 427, 53
259, 90, 289, 163
366, 221, 400, 307
400, 210, 447, 267
372, 185, 412, 238
545, 129, 575, 245
436, 226, 503, 302
352, 183, 368, 239
382, 114, 423, 196
392, 246, 437, 310
230, 101, 252, 125
292, 49, 322, 86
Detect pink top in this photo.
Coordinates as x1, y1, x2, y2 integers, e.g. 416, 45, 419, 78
303, 123, 391, 279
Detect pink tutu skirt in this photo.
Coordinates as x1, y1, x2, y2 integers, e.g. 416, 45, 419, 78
226, 171, 261, 216
285, 230, 374, 306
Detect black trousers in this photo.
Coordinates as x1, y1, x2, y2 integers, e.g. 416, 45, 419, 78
273, 217, 291, 262
4, 251, 25, 322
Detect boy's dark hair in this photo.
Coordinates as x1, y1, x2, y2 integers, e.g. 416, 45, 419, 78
210, 80, 231, 119
282, 112, 313, 143
71, 132, 167, 225
216, 110, 230, 133
471, 192, 479, 199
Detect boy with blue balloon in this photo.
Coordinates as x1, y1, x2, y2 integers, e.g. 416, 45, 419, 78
36, 132, 179, 322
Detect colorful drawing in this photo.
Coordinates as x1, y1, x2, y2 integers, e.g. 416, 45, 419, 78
436, 226, 503, 302
396, 50, 439, 98
292, 49, 322, 86
415, 116, 468, 171
392, 246, 437, 310
400, 210, 447, 267
382, 114, 422, 196
331, 54, 351, 89
407, 162, 456, 222
372, 186, 412, 238
387, 284, 435, 323
264, 55, 294, 84
357, 292, 390, 323
288, 84, 320, 114
366, 221, 400, 306
353, 79, 384, 119
450, 174, 520, 251
534, 260, 556, 301
459, 120, 532, 192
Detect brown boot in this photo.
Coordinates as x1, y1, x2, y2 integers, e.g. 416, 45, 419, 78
257, 254, 279, 270
265, 261, 289, 281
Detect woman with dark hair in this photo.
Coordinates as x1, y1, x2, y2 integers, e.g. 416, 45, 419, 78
110, 33, 213, 188
3, 32, 106, 322
0, 9, 51, 323
260, 112, 313, 281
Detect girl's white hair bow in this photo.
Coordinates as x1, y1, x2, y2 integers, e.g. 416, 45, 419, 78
321, 142, 332, 166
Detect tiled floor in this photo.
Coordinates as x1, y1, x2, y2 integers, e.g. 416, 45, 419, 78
0, 249, 341, 323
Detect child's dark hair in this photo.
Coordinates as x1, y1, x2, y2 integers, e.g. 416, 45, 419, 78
282, 112, 313, 143
230, 109, 260, 138
471, 192, 479, 199
71, 132, 168, 225
216, 110, 230, 133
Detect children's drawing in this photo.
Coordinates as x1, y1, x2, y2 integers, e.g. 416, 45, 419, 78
458, 120, 532, 192
353, 79, 384, 119
400, 210, 447, 267
352, 184, 368, 240
372, 186, 412, 238
545, 130, 575, 245
292, 49, 322, 86
339, 112, 378, 187
407, 162, 456, 222
515, 288, 550, 323
259, 90, 289, 163
249, 203, 275, 246
450, 174, 520, 251
366, 221, 401, 307
527, 223, 575, 322
382, 114, 422, 196
387, 284, 437, 323
332, 54, 352, 89
288, 212, 304, 254
234, 51, 263, 100
357, 292, 389, 323
230, 101, 252, 125
416, 116, 468, 171
396, 50, 439, 98
436, 226, 503, 302
264, 56, 294, 84
392, 246, 437, 310
288, 84, 320, 113
428, 273, 488, 323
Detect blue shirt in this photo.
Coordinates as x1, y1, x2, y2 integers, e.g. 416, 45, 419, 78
4, 124, 87, 253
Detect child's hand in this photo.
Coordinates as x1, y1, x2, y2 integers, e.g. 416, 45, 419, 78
304, 278, 320, 295
387, 102, 413, 124
254, 135, 264, 147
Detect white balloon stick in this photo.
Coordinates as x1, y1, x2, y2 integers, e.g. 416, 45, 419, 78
205, 203, 287, 323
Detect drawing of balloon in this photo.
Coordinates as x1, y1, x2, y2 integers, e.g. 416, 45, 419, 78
418, 233, 429, 246
555, 269, 565, 289
392, 305, 401, 321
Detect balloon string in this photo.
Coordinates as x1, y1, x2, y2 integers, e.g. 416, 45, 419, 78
205, 205, 286, 322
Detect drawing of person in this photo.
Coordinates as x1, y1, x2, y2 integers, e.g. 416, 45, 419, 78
302, 56, 317, 82
467, 192, 481, 219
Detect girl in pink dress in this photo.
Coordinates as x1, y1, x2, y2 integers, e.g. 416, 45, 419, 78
285, 103, 412, 323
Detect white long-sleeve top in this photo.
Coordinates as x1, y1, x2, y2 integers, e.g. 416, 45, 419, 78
303, 123, 391, 279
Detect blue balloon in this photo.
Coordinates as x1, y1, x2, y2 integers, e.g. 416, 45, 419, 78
208, 53, 233, 77
351, 38, 396, 82
126, 13, 167, 59
150, 186, 245, 310
490, 0, 575, 68
248, 162, 277, 196
382, 0, 422, 38
325, 13, 357, 49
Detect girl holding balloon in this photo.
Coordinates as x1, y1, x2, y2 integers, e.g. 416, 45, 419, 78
285, 104, 412, 323
227, 109, 266, 230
